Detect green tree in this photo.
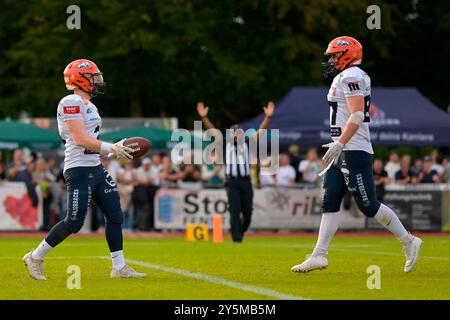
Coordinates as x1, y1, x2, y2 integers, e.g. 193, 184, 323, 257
0, 0, 448, 128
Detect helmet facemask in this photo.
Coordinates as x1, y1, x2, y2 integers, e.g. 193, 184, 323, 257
80, 72, 106, 97
321, 50, 347, 78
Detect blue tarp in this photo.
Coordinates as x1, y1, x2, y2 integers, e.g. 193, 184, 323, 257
241, 87, 450, 146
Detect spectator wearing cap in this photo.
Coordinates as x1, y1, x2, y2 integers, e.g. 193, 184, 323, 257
394, 155, 414, 185
416, 156, 440, 183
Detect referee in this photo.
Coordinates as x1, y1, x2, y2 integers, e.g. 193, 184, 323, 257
197, 101, 275, 243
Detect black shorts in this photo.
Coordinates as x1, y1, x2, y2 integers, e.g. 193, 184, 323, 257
63, 165, 123, 231
322, 151, 381, 217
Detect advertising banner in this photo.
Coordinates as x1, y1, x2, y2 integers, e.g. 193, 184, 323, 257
154, 187, 365, 230
368, 190, 443, 231
0, 182, 42, 230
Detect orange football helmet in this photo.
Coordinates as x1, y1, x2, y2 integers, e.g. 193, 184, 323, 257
63, 59, 106, 96
322, 36, 363, 78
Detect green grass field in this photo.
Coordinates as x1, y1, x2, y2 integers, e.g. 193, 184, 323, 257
1, 234, 449, 300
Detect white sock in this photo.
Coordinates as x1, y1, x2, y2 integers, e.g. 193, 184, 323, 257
374, 203, 411, 244
111, 250, 126, 270
32, 240, 53, 260
312, 212, 340, 257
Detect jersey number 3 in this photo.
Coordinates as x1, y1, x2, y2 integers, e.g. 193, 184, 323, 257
329, 95, 371, 125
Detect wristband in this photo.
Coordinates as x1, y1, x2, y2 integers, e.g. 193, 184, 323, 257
100, 141, 113, 153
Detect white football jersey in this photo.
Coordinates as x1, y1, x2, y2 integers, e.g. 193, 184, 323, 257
327, 66, 373, 154
57, 94, 102, 172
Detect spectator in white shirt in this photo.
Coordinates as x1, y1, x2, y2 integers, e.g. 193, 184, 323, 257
384, 151, 401, 180
259, 156, 276, 187
430, 149, 444, 178
135, 158, 152, 184
298, 148, 322, 185
275, 154, 296, 186
149, 154, 163, 186
117, 160, 136, 229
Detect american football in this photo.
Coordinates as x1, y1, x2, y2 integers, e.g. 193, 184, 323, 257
123, 137, 151, 159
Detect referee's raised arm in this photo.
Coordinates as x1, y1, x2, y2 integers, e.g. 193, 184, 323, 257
254, 101, 275, 141
197, 102, 219, 133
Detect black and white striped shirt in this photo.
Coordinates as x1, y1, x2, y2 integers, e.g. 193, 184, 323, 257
225, 141, 251, 178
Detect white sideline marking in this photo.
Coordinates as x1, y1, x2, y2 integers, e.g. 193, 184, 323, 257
254, 243, 384, 249
0, 256, 98, 260
330, 248, 450, 261
99, 256, 307, 300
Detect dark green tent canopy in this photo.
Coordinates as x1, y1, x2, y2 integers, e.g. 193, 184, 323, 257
0, 120, 62, 150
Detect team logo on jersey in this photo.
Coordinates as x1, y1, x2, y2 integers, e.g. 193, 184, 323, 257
347, 82, 360, 91
336, 40, 350, 47
104, 171, 117, 187
77, 62, 92, 69
63, 105, 80, 114
86, 107, 93, 113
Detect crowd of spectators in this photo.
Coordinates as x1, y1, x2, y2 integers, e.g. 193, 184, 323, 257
1, 146, 450, 232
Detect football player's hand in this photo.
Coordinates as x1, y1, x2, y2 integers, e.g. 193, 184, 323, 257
197, 102, 209, 118
322, 141, 344, 166
263, 101, 275, 117
110, 138, 134, 159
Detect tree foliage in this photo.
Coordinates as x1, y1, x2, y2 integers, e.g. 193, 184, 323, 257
0, 0, 448, 128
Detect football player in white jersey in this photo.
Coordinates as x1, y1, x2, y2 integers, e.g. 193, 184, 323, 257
23, 59, 146, 280
291, 36, 422, 273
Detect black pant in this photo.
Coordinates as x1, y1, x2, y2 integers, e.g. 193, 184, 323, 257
322, 151, 381, 217
225, 178, 253, 242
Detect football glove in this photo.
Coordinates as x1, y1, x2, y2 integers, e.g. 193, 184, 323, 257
318, 141, 344, 177
109, 138, 134, 159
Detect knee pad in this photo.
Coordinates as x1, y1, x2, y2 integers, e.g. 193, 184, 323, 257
322, 197, 341, 213
63, 217, 84, 233
106, 210, 124, 225
355, 198, 381, 217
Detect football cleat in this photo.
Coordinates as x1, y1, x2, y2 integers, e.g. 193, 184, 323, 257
403, 236, 422, 273
111, 265, 147, 278
23, 250, 47, 281
291, 254, 328, 273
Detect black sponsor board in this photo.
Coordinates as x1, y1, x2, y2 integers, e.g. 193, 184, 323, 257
367, 190, 442, 231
